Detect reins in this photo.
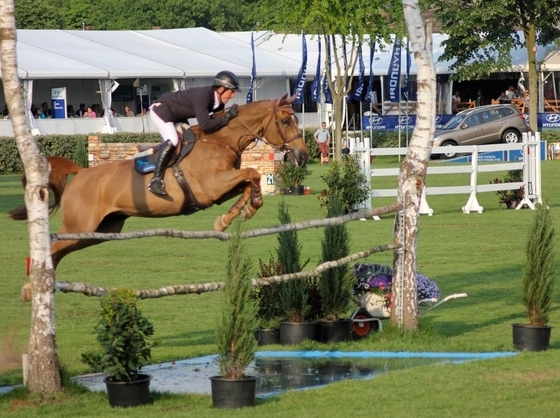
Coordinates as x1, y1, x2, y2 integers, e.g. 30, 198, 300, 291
191, 99, 303, 156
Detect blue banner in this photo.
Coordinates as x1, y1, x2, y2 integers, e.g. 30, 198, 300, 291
387, 38, 401, 103
401, 41, 411, 101
246, 32, 257, 103
292, 32, 307, 104
365, 41, 375, 103
311, 35, 321, 103
323, 36, 333, 104
350, 47, 365, 102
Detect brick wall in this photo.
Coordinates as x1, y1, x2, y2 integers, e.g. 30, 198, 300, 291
87, 136, 283, 194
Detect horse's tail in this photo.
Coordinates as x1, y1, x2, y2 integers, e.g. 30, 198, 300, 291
8, 156, 83, 221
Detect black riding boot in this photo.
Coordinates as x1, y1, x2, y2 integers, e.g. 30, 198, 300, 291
148, 140, 175, 196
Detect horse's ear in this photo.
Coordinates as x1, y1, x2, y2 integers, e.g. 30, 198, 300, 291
285, 94, 297, 105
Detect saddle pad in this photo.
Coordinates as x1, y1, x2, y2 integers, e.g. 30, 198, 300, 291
134, 148, 156, 174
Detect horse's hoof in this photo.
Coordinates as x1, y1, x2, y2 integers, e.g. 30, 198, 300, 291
241, 206, 254, 221
21, 283, 32, 302
214, 215, 230, 232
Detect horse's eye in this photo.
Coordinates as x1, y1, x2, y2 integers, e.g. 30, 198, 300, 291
282, 119, 289, 125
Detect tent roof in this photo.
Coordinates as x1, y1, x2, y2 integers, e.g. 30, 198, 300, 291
0, 28, 556, 80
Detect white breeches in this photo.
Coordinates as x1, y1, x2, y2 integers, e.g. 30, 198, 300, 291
149, 106, 179, 146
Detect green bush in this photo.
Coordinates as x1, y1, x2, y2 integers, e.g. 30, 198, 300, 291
81, 288, 154, 382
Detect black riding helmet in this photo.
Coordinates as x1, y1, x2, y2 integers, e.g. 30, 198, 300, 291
213, 70, 241, 91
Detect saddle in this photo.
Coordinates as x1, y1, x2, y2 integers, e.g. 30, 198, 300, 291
134, 124, 196, 174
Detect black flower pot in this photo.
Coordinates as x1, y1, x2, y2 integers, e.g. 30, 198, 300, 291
290, 185, 305, 195
104, 374, 152, 408
318, 318, 352, 343
255, 328, 280, 345
279, 321, 318, 345
512, 323, 552, 351
210, 375, 258, 408
283, 188, 293, 195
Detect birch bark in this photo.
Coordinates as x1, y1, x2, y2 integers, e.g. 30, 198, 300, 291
391, 1, 436, 329
0, 0, 62, 393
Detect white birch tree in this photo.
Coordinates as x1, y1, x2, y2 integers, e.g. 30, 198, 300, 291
391, 0, 436, 329
0, 0, 62, 393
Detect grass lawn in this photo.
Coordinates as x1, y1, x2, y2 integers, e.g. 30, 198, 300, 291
1, 158, 560, 417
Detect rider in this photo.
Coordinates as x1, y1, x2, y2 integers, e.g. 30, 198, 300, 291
147, 70, 241, 196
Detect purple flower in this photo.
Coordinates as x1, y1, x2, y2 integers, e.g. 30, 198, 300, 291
353, 263, 440, 301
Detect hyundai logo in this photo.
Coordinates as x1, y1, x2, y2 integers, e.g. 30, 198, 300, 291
435, 115, 442, 124
399, 116, 412, 124
545, 114, 560, 123
371, 117, 384, 125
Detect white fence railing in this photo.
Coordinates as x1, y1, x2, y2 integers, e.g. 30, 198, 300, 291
350, 132, 543, 216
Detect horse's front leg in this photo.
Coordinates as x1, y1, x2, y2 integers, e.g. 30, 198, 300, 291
212, 168, 262, 232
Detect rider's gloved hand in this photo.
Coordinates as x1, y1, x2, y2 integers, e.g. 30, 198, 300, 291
225, 104, 239, 122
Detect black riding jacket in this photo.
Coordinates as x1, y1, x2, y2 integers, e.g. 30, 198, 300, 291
152, 86, 227, 133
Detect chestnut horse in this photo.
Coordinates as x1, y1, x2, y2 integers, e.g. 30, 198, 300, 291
10, 94, 308, 298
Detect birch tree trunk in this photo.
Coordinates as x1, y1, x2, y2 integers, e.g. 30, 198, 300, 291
391, 1, 436, 329
0, 0, 62, 393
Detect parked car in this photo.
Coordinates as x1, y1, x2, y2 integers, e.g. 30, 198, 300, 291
431, 104, 530, 159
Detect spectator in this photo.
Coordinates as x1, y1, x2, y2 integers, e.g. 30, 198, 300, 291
475, 90, 485, 107
75, 103, 86, 117
83, 106, 96, 118
2, 104, 8, 118
30, 103, 37, 117
41, 102, 52, 118
36, 108, 46, 119
314, 122, 331, 164
67, 105, 74, 118
124, 106, 135, 117
452, 91, 461, 113
137, 107, 148, 117
522, 90, 530, 114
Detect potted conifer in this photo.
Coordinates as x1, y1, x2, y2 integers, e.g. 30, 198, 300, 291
512, 202, 556, 351
81, 288, 154, 408
317, 195, 353, 343
276, 200, 316, 344
253, 257, 284, 345
210, 219, 259, 408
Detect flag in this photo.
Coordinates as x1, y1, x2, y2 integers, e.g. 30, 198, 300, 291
365, 41, 376, 103
311, 35, 321, 103
401, 40, 411, 101
246, 32, 257, 103
387, 38, 401, 103
323, 35, 333, 104
292, 31, 307, 104
350, 46, 365, 102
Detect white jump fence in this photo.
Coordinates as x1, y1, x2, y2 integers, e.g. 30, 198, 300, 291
49, 205, 403, 298
350, 132, 543, 215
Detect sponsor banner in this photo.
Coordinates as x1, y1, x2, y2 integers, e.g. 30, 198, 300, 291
362, 114, 453, 131
51, 87, 66, 119
539, 113, 560, 129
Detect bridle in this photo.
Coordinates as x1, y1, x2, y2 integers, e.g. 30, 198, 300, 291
195, 99, 304, 156
237, 101, 303, 154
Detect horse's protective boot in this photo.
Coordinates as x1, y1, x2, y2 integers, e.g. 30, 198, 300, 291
148, 140, 175, 196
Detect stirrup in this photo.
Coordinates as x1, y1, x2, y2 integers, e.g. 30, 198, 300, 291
148, 178, 167, 196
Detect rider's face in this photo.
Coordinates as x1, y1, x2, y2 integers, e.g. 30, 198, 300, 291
218, 88, 236, 104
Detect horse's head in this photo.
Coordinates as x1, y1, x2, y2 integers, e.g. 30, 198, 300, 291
261, 94, 309, 167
